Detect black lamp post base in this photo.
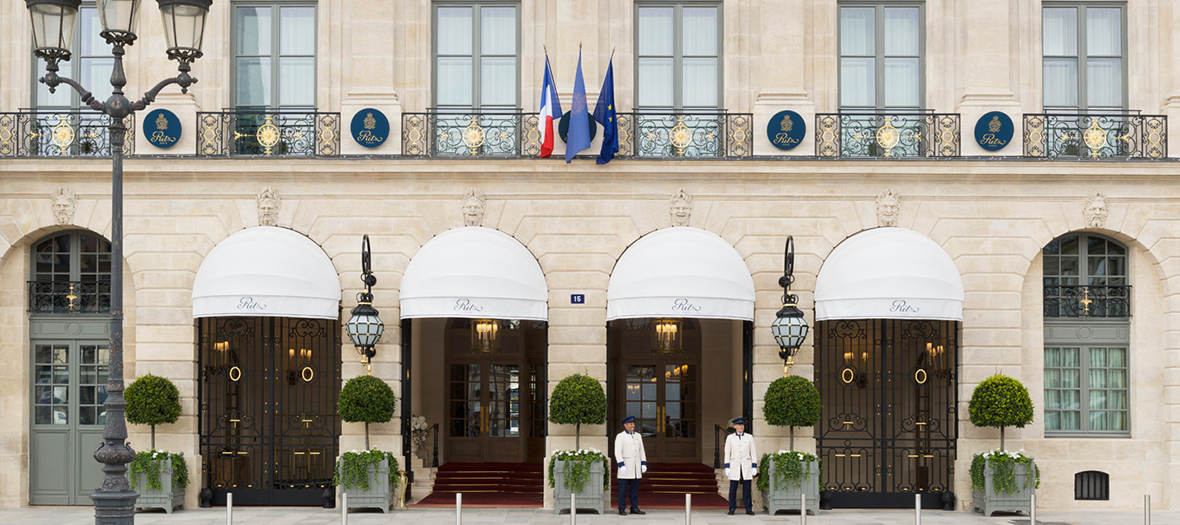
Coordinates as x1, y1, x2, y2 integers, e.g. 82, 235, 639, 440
91, 489, 139, 524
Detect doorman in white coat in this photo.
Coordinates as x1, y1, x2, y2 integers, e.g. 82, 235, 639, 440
724, 417, 758, 515
614, 415, 647, 516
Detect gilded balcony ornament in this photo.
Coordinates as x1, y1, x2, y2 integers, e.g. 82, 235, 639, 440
1082, 118, 1108, 158
256, 116, 281, 154
51, 115, 75, 154
200, 114, 220, 155
462, 116, 486, 155
670, 116, 691, 150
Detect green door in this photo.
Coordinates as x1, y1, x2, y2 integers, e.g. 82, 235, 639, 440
29, 340, 109, 505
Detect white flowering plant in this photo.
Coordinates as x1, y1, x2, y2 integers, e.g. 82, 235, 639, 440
410, 414, 432, 453
756, 450, 820, 493
548, 448, 609, 492
129, 449, 189, 491
970, 448, 1039, 495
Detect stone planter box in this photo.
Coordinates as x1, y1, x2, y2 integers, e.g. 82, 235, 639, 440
133, 458, 185, 514
972, 461, 1036, 516
339, 457, 395, 513
553, 459, 606, 515
761, 459, 819, 516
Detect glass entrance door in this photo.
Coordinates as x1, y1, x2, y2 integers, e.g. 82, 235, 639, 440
29, 341, 109, 505
621, 362, 698, 462
447, 362, 525, 462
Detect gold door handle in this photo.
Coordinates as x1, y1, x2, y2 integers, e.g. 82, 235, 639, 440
481, 406, 488, 434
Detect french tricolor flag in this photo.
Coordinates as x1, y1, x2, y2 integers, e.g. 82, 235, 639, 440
539, 54, 563, 158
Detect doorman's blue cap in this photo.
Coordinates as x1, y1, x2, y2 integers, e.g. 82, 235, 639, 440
732, 417, 747, 425
621, 415, 636, 424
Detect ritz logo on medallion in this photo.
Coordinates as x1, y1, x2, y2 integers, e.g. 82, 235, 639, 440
350, 108, 390, 148
973, 111, 1014, 151
767, 110, 806, 150
144, 109, 181, 149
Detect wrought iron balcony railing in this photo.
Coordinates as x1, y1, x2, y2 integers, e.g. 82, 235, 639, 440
1024, 113, 1166, 159
28, 280, 112, 314
617, 112, 753, 159
197, 110, 340, 157
1044, 284, 1130, 318
0, 111, 133, 158
815, 112, 960, 158
402, 110, 540, 157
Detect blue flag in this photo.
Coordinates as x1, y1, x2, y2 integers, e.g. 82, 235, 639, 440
565, 51, 591, 163
593, 56, 618, 164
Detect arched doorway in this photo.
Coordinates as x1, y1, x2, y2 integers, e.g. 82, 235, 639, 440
401, 227, 549, 466
192, 227, 343, 506
813, 227, 964, 509
28, 230, 112, 505
606, 227, 755, 465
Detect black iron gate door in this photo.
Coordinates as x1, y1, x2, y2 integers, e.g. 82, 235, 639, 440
815, 319, 958, 508
199, 316, 341, 505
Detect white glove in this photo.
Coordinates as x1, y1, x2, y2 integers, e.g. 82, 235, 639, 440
726, 468, 735, 479
641, 465, 647, 474
619, 466, 628, 477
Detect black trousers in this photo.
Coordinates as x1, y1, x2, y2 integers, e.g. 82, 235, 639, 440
728, 478, 752, 512
617, 478, 640, 510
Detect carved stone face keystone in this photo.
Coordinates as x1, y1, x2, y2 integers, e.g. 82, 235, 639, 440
1084, 192, 1109, 229
462, 188, 486, 227
51, 188, 77, 225
876, 189, 901, 227
256, 186, 281, 226
670, 189, 693, 227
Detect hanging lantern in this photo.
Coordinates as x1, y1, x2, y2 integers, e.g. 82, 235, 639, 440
772, 236, 809, 371
471, 319, 501, 353
652, 318, 683, 354
344, 235, 382, 373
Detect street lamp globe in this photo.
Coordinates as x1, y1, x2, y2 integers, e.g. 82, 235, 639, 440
157, 0, 212, 62
96, 0, 142, 42
26, 0, 81, 61
347, 302, 384, 361
771, 303, 809, 362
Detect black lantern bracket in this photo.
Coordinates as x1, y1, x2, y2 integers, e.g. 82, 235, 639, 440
771, 236, 810, 373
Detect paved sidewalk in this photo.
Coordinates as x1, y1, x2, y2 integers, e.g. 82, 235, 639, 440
0, 506, 1176, 525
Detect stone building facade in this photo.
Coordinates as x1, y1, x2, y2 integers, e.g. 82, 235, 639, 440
1, 0, 1179, 513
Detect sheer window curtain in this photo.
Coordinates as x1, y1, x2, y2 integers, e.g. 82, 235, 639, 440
638, 7, 674, 109
435, 4, 518, 110
838, 5, 921, 112
1043, 5, 1123, 111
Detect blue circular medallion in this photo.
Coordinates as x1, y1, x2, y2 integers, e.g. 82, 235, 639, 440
974, 111, 1014, 152
144, 109, 182, 149
351, 108, 390, 148
767, 110, 805, 150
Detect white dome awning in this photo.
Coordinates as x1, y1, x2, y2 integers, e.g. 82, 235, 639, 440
400, 227, 548, 321
815, 227, 964, 322
607, 227, 755, 321
193, 227, 342, 320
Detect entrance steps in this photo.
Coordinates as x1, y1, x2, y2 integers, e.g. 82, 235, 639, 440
610, 463, 730, 508
407, 456, 436, 504
413, 462, 544, 507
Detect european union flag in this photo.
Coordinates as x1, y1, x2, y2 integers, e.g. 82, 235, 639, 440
565, 51, 591, 163
593, 56, 618, 164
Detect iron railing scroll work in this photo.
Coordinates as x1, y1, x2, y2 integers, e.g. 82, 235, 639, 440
616, 111, 753, 159
1024, 113, 1166, 159
0, 111, 133, 157
28, 280, 112, 314
815, 112, 960, 158
1044, 284, 1131, 318
402, 110, 540, 157
197, 110, 341, 157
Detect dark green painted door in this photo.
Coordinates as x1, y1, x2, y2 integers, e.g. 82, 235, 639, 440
30, 341, 109, 505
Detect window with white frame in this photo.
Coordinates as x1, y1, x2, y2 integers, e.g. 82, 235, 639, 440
433, 2, 520, 110
635, 2, 721, 111
838, 2, 923, 112
1042, 3, 1126, 112
233, 1, 317, 109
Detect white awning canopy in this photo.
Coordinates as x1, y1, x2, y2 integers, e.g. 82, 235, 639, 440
607, 227, 755, 321
400, 227, 548, 321
193, 226, 342, 319
815, 227, 964, 321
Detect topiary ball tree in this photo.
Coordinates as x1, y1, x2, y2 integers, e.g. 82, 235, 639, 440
763, 375, 822, 451
339, 375, 397, 450
968, 374, 1033, 451
548, 373, 607, 449
125, 373, 181, 450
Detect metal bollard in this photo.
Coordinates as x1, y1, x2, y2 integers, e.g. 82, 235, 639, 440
456, 493, 462, 525
1031, 493, 1036, 524
685, 493, 691, 525
915, 493, 921, 525
342, 492, 348, 525
801, 493, 807, 525
1146, 494, 1152, 525
570, 492, 576, 525
226, 492, 233, 524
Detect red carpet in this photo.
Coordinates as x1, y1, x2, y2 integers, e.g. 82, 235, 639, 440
414, 462, 544, 507
610, 463, 728, 509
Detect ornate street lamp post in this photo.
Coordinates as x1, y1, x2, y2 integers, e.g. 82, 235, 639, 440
25, 0, 211, 522
346, 235, 384, 373
770, 236, 809, 373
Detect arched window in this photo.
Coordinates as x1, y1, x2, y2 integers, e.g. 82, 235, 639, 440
28, 231, 112, 314
1042, 233, 1129, 435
